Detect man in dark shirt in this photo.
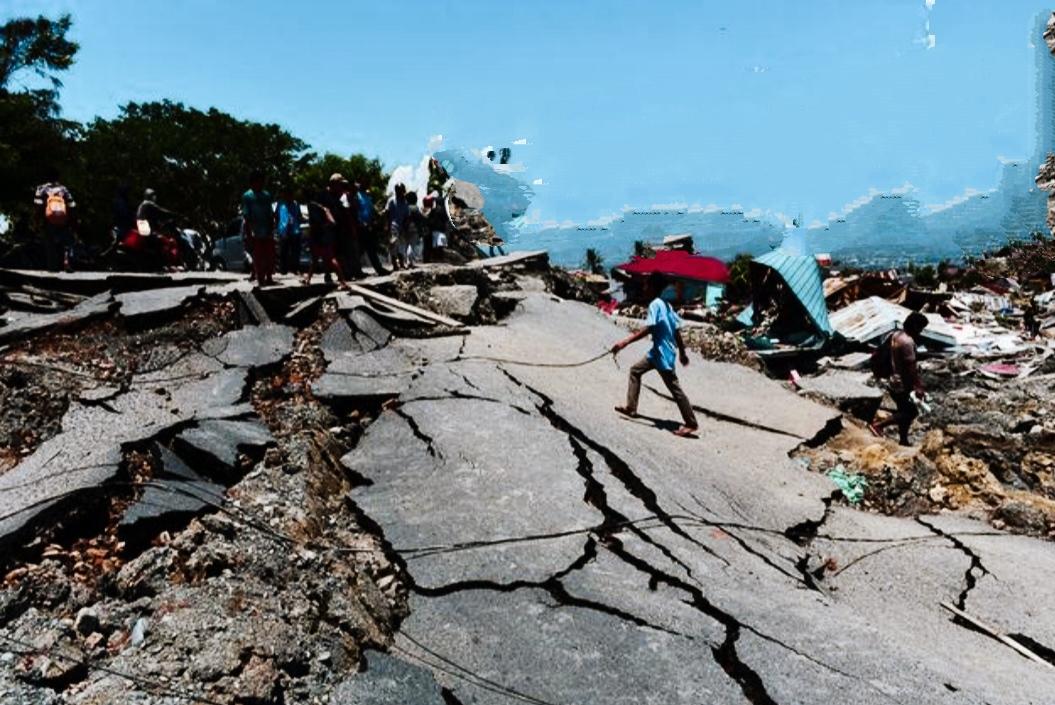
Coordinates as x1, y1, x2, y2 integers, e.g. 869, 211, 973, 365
870, 312, 928, 446
304, 182, 347, 286
136, 188, 178, 235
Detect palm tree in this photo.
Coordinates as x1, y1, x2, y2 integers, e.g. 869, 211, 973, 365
583, 248, 605, 275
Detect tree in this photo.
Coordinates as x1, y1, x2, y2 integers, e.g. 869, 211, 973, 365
0, 14, 79, 247
0, 14, 78, 95
632, 240, 654, 258
71, 101, 311, 240
583, 248, 605, 275
724, 253, 755, 304
293, 152, 388, 205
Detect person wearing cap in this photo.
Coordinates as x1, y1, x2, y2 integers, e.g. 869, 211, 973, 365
241, 170, 275, 285
136, 188, 178, 237
303, 181, 347, 287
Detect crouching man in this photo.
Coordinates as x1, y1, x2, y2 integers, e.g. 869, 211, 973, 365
612, 273, 699, 438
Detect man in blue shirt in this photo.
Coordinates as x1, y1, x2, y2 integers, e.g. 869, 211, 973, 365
611, 273, 699, 437
275, 186, 301, 274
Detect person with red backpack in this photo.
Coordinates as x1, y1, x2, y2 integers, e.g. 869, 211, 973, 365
33, 167, 77, 272
869, 312, 929, 446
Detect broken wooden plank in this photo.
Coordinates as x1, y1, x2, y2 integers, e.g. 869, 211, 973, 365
940, 601, 1055, 668
344, 284, 465, 329
284, 295, 323, 326
466, 250, 549, 270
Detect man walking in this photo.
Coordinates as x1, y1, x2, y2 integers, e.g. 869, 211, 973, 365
33, 167, 77, 272
869, 312, 929, 446
611, 273, 699, 438
241, 170, 275, 286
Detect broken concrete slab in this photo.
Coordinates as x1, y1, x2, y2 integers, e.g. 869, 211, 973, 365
312, 370, 413, 404
0, 291, 117, 344
119, 445, 224, 540
345, 404, 600, 588
427, 284, 478, 320
319, 318, 362, 362
0, 365, 249, 545
0, 268, 244, 297
796, 369, 883, 419
329, 651, 447, 705
173, 419, 273, 481
114, 285, 204, 326
348, 310, 392, 351
236, 290, 271, 325
201, 324, 294, 368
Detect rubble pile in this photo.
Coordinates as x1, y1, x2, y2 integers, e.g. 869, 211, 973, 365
787, 236, 1055, 537
678, 322, 762, 369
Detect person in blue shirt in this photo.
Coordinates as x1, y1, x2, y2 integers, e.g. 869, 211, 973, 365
352, 180, 387, 275
611, 272, 699, 437
275, 186, 302, 274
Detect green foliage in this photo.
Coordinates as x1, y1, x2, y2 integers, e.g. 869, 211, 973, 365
906, 262, 937, 288
68, 100, 311, 239
583, 248, 605, 275
724, 252, 755, 303
0, 14, 78, 93
0, 14, 79, 240
0, 14, 395, 251
292, 152, 388, 205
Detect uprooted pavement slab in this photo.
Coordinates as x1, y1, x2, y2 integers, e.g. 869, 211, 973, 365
337, 292, 1055, 704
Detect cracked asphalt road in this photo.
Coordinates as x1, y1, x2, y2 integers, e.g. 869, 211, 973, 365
340, 293, 1055, 705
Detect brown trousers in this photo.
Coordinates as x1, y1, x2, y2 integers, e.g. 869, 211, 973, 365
626, 357, 698, 427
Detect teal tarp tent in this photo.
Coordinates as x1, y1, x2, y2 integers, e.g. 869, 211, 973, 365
739, 250, 833, 336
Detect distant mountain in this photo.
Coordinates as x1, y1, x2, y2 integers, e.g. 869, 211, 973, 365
519, 208, 783, 267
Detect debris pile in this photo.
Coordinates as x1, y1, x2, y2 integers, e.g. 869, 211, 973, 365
781, 235, 1055, 537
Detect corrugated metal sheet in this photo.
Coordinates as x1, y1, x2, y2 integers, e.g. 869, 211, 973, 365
829, 296, 956, 347
753, 250, 833, 335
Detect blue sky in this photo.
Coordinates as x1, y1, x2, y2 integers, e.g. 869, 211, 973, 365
4, 0, 1054, 228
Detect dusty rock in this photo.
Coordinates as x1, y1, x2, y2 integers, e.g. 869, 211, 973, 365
427, 284, 478, 319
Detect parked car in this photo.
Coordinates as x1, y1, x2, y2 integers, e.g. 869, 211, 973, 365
209, 217, 249, 272
209, 211, 312, 272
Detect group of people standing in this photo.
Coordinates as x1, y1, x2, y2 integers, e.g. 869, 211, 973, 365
240, 171, 454, 287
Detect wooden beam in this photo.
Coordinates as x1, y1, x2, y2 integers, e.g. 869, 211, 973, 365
940, 602, 1054, 669
466, 250, 549, 270
344, 284, 465, 329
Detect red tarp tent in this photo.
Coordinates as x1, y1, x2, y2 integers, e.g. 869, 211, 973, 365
615, 250, 731, 283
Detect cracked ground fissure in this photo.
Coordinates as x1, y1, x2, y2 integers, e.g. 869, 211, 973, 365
916, 518, 991, 610
492, 369, 784, 705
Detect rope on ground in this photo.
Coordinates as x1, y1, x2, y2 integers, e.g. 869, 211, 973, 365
453, 349, 616, 369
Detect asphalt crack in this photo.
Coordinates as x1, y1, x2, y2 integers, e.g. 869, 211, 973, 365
916, 518, 991, 610
413, 538, 684, 637
782, 490, 840, 593
505, 369, 731, 570
393, 408, 442, 459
